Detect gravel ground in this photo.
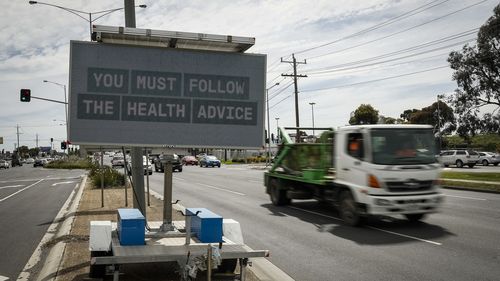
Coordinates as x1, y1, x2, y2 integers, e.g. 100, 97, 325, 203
51, 180, 258, 281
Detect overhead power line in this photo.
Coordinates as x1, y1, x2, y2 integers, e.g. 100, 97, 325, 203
307, 0, 488, 60
302, 65, 449, 93
304, 28, 478, 73
293, 0, 451, 56
270, 65, 449, 110
305, 38, 475, 75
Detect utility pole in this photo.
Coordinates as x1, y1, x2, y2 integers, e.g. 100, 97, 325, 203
282, 54, 307, 142
36, 133, 39, 147
125, 0, 146, 218
16, 125, 22, 151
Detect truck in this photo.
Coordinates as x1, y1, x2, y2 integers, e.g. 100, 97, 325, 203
265, 125, 444, 226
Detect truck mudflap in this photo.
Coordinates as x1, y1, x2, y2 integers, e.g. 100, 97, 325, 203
364, 193, 444, 215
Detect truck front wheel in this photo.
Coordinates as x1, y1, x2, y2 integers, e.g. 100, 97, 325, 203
339, 191, 362, 226
404, 213, 425, 223
269, 179, 290, 206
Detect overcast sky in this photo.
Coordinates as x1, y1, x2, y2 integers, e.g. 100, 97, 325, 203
0, 0, 497, 152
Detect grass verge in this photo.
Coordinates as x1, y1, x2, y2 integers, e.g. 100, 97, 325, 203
441, 171, 500, 193
45, 157, 93, 170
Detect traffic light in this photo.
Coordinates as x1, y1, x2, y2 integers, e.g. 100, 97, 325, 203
20, 89, 31, 102
50, 138, 53, 143
61, 141, 67, 150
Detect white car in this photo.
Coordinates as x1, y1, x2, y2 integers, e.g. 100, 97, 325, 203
0, 160, 10, 169
126, 156, 153, 175
25, 158, 35, 164
439, 150, 479, 168
111, 156, 125, 167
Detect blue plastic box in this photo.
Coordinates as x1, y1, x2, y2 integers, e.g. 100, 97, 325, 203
186, 208, 223, 243
117, 208, 145, 245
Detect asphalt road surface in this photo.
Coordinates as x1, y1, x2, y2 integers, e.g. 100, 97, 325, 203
0, 165, 85, 281
143, 164, 500, 281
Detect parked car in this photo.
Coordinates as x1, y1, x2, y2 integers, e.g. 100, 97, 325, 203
182, 156, 198, 166
477, 152, 500, 166
33, 158, 47, 167
199, 155, 221, 168
438, 149, 479, 168
111, 156, 125, 167
154, 154, 183, 172
126, 156, 153, 175
0, 160, 10, 169
25, 158, 35, 164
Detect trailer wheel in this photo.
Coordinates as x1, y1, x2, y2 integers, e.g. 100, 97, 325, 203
216, 259, 238, 273
405, 213, 425, 223
89, 251, 107, 278
269, 179, 290, 206
339, 191, 362, 226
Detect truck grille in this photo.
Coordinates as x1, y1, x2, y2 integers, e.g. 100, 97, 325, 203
385, 180, 433, 192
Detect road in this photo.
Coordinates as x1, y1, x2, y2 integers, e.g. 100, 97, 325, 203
0, 165, 85, 281
141, 164, 500, 281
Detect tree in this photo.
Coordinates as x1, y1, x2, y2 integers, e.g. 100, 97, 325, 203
448, 4, 500, 136
400, 109, 419, 122
28, 147, 40, 157
349, 104, 379, 125
411, 100, 456, 134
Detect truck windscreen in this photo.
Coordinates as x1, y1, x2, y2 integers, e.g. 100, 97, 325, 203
370, 128, 437, 165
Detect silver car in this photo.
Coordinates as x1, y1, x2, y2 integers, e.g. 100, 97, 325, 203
439, 150, 479, 168
477, 152, 500, 166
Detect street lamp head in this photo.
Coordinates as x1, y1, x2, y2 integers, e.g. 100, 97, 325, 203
139, 4, 147, 8
29, 1, 38, 4
275, 82, 280, 86
309, 102, 316, 106
43, 80, 48, 82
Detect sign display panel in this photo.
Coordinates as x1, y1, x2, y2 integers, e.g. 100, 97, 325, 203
69, 41, 266, 148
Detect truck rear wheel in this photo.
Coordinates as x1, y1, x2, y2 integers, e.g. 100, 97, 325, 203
339, 191, 362, 226
269, 179, 290, 206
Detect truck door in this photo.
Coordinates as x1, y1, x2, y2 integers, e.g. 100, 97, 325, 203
338, 132, 367, 188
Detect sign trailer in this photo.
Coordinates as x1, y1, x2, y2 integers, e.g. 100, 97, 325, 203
69, 36, 266, 148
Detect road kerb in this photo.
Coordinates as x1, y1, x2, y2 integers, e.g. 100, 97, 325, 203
17, 176, 86, 281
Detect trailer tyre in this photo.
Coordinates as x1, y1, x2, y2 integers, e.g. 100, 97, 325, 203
89, 251, 107, 278
339, 191, 362, 226
269, 179, 290, 206
216, 259, 238, 273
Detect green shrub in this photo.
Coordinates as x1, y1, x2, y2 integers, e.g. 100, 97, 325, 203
45, 156, 93, 169
89, 164, 125, 188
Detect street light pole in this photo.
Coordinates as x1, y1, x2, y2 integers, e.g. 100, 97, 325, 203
44, 80, 68, 142
266, 83, 280, 166
275, 117, 280, 143
28, 1, 147, 39
309, 102, 316, 137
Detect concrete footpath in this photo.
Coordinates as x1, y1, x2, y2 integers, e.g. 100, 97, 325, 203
32, 176, 294, 281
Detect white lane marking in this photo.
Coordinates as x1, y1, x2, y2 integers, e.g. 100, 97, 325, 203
289, 206, 442, 246
0, 179, 43, 202
0, 275, 9, 281
289, 206, 342, 221
367, 226, 442, 246
248, 180, 263, 184
198, 183, 245, 196
174, 177, 186, 181
51, 181, 75, 186
444, 194, 487, 201
0, 185, 24, 190
0, 176, 82, 184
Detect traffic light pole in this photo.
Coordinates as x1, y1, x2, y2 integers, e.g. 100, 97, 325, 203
31, 96, 68, 105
